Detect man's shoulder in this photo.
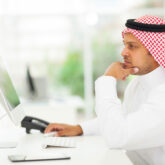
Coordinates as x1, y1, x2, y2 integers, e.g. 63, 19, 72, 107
146, 83, 165, 104
153, 83, 165, 92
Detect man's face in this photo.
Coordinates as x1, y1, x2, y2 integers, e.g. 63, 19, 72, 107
122, 33, 159, 75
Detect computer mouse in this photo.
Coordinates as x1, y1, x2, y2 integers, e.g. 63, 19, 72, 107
44, 131, 57, 137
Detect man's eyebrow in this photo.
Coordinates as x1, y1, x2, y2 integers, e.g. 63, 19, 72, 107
123, 40, 138, 44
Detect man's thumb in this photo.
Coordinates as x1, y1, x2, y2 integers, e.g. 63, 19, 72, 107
130, 67, 139, 74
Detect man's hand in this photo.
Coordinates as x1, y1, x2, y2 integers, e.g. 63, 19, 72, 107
44, 123, 83, 137
104, 62, 139, 80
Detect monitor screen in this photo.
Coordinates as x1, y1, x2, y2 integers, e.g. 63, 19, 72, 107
0, 59, 20, 111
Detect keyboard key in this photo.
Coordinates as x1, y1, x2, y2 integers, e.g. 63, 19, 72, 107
42, 137, 77, 149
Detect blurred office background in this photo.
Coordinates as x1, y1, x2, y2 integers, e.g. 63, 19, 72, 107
0, 0, 165, 122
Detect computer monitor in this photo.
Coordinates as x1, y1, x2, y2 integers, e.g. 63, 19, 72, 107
0, 57, 25, 126
0, 101, 6, 120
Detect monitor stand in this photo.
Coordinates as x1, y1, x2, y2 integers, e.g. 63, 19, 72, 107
0, 141, 17, 148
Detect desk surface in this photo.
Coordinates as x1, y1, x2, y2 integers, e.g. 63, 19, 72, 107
0, 103, 132, 165
0, 134, 132, 165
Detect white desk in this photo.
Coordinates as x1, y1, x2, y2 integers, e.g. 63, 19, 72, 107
0, 103, 133, 164
0, 134, 132, 165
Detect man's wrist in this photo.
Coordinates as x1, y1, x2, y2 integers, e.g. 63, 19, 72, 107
104, 73, 117, 80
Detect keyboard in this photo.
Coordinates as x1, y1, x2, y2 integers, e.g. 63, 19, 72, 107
42, 137, 77, 149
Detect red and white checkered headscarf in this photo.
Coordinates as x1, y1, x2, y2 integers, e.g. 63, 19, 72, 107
122, 15, 165, 68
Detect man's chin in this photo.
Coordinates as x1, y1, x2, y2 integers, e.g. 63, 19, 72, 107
132, 72, 139, 75
124, 63, 141, 75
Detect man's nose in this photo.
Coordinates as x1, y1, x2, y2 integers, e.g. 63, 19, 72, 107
121, 47, 129, 57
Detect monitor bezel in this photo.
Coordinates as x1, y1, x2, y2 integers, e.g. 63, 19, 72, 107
0, 88, 25, 126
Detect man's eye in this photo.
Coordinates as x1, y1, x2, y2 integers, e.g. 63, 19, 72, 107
128, 44, 136, 49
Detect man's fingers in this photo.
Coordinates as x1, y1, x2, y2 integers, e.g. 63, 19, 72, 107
44, 124, 54, 133
121, 63, 132, 69
56, 130, 68, 137
125, 67, 139, 75
44, 124, 64, 133
130, 67, 139, 74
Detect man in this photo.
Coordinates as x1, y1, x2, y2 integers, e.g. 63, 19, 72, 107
45, 15, 165, 165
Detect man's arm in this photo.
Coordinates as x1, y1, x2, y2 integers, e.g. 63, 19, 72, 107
44, 62, 137, 137
44, 118, 100, 136
95, 73, 165, 150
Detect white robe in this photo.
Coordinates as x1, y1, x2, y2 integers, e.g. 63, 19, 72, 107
80, 66, 165, 165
